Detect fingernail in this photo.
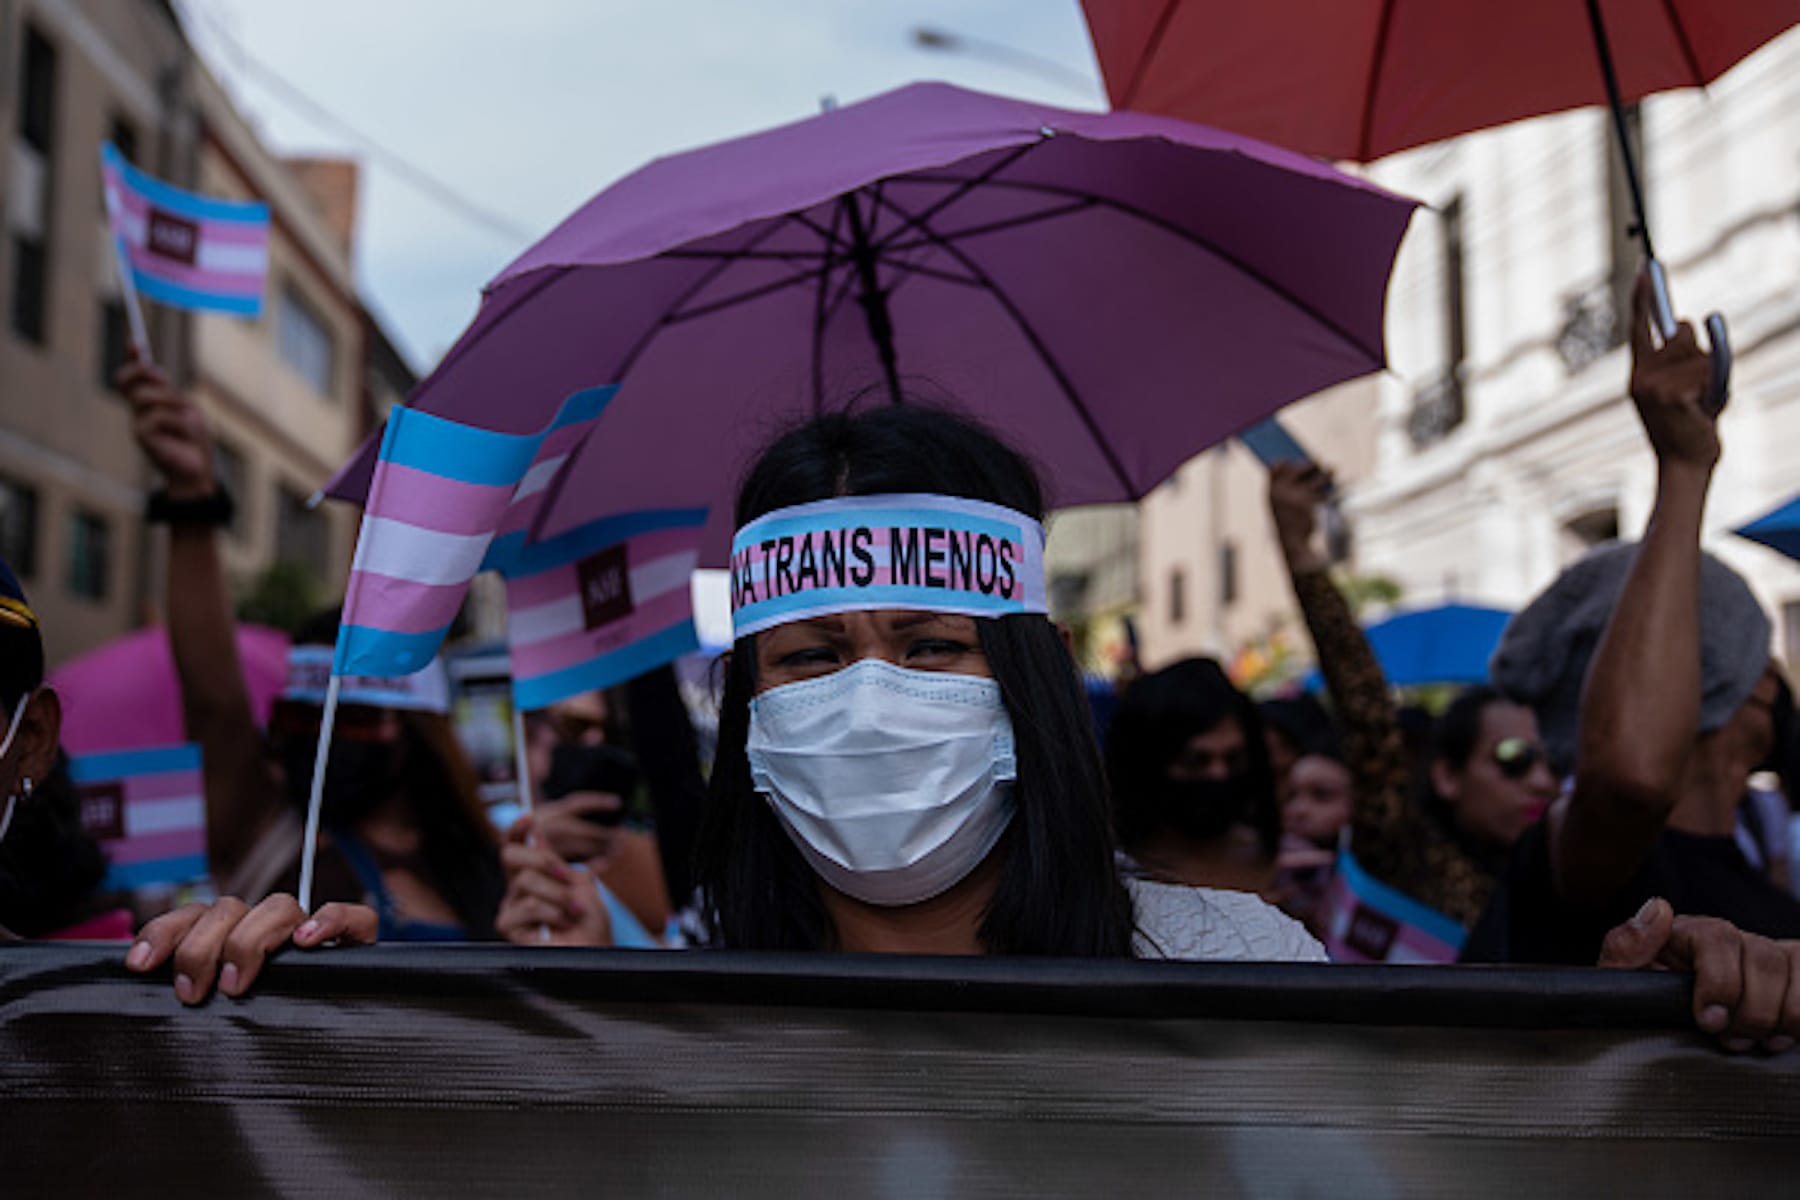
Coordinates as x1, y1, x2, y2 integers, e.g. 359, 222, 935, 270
1766, 1035, 1795, 1054
296, 920, 320, 942
219, 963, 240, 995
127, 941, 152, 970
1723, 1037, 1755, 1054
1631, 898, 1659, 927
1700, 1005, 1730, 1033
566, 904, 585, 921
174, 974, 196, 1004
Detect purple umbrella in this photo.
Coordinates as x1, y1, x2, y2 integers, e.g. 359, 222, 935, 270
329, 82, 1415, 556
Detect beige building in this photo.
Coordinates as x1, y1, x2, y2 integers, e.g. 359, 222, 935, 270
0, 0, 193, 664
186, 64, 369, 619
1352, 30, 1800, 655
1135, 377, 1382, 676
0, 0, 412, 665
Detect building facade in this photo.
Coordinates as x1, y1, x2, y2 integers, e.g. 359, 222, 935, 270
0, 0, 191, 664
0, 0, 413, 664
1135, 376, 1382, 675
1353, 30, 1800, 655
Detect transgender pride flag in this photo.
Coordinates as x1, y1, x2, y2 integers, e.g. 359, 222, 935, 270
101, 143, 269, 318
505, 508, 707, 710
68, 744, 209, 892
337, 385, 614, 677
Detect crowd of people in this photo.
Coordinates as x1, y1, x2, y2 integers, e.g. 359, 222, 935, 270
0, 272, 1796, 1052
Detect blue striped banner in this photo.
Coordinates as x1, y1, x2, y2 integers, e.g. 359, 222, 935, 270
104, 144, 269, 225
376, 405, 547, 490
67, 745, 201, 784
514, 620, 701, 710
132, 272, 263, 317
335, 623, 457, 678
492, 507, 710, 578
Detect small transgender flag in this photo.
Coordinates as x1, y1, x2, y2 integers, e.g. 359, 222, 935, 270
505, 509, 707, 710
336, 385, 615, 677
68, 744, 209, 892
100, 143, 269, 318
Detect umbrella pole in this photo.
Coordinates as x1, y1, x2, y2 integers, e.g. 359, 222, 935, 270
841, 192, 904, 405
1582, 0, 1657, 263
1584, 0, 1730, 400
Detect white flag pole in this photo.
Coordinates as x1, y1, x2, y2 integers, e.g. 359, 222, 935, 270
512, 701, 553, 942
512, 704, 534, 816
99, 152, 153, 362
296, 674, 343, 912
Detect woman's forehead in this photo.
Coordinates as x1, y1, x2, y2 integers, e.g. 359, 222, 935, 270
763, 609, 980, 637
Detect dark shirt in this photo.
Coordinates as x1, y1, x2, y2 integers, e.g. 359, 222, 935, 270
1462, 820, 1800, 964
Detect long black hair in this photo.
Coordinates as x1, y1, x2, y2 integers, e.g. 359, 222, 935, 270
1105, 657, 1280, 856
694, 403, 1136, 956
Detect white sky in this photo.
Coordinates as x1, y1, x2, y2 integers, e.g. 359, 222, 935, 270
177, 0, 1106, 374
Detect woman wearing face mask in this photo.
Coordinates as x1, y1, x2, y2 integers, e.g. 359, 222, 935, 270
500, 404, 1322, 959
1105, 659, 1283, 897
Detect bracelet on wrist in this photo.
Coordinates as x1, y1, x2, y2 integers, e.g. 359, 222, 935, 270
146, 483, 235, 528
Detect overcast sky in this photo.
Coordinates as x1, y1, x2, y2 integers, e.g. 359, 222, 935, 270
176, 0, 1105, 374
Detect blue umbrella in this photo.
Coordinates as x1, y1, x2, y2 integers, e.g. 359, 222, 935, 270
1303, 603, 1513, 690
1736, 494, 1800, 563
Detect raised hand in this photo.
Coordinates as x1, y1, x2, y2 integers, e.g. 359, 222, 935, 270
1628, 272, 1720, 474
116, 354, 216, 500
1268, 460, 1335, 572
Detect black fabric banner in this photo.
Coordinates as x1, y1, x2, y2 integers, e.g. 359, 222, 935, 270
4, 943, 1797, 1196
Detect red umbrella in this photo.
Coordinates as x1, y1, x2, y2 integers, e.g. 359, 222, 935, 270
1084, 0, 1799, 404
1085, 1, 1799, 164
48, 624, 291, 754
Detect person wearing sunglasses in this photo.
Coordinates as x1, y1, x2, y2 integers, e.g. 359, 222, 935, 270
1427, 687, 1560, 854
1268, 466, 1557, 963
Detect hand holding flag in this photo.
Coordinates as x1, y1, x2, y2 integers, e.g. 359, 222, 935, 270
299, 385, 615, 909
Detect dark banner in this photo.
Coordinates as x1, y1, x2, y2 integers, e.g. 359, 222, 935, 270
4, 944, 1797, 1196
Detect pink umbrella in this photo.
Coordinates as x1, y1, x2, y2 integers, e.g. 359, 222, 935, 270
326, 82, 1416, 557
49, 625, 291, 754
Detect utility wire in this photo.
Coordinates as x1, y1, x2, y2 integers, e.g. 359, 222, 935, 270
174, 0, 535, 245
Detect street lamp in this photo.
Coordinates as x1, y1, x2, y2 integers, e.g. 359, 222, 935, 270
910, 26, 1097, 98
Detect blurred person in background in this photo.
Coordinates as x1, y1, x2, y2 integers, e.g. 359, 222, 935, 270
0, 559, 114, 940
1106, 658, 1283, 897
516, 689, 671, 944
1467, 280, 1800, 964
1270, 464, 1556, 960
118, 358, 505, 958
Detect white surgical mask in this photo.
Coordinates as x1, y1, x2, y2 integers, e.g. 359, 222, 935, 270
0, 689, 35, 845
746, 659, 1017, 907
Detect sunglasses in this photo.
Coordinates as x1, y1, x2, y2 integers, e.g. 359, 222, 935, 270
1491, 737, 1546, 780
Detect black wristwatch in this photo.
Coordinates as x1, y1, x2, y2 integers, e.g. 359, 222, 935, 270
146, 483, 235, 528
